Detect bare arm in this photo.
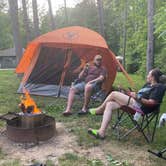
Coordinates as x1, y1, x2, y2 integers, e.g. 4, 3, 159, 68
129, 92, 158, 107
78, 70, 85, 79
87, 75, 104, 84
139, 98, 158, 107
78, 68, 88, 79
126, 91, 157, 107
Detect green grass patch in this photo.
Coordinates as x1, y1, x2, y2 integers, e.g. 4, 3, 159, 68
106, 154, 130, 166
45, 159, 55, 166
59, 153, 104, 166
0, 70, 21, 115
1, 159, 21, 166
0, 147, 5, 159
0, 70, 166, 165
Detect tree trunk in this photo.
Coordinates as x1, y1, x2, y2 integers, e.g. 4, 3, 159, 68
22, 0, 31, 43
48, 0, 56, 30
146, 0, 155, 73
64, 0, 68, 25
97, 0, 105, 38
32, 0, 40, 37
8, 0, 23, 63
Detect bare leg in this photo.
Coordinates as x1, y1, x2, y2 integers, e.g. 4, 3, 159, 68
88, 92, 136, 137
95, 91, 135, 114
95, 92, 116, 114
64, 87, 78, 113
109, 91, 135, 106
82, 83, 93, 111
98, 101, 120, 137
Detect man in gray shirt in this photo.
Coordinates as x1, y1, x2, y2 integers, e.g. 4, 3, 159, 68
63, 54, 107, 116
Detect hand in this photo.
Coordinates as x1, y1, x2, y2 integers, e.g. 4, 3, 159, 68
83, 63, 89, 71
117, 84, 128, 93
129, 92, 136, 98
87, 80, 94, 84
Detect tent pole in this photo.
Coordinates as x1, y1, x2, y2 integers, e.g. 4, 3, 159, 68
57, 48, 72, 97
110, 50, 135, 90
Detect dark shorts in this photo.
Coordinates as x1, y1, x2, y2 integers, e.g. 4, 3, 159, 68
73, 81, 101, 93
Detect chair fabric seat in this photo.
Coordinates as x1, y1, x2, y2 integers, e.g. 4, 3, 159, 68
120, 106, 139, 115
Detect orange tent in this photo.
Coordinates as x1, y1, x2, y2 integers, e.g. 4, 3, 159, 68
16, 26, 131, 97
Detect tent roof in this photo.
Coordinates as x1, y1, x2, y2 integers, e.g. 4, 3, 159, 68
16, 26, 110, 74
31, 26, 108, 48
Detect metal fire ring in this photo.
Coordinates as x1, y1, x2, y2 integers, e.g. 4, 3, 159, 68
6, 115, 56, 143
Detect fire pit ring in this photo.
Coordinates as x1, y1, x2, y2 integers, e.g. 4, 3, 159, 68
6, 114, 55, 143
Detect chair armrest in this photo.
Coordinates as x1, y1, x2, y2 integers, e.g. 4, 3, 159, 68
126, 93, 159, 108
139, 98, 159, 107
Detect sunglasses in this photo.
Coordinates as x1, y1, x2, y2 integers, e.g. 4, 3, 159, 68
96, 58, 102, 61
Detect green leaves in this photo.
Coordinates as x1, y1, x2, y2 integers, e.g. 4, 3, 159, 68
0, 12, 13, 49
154, 4, 166, 41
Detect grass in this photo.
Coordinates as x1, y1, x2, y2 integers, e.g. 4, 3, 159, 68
58, 153, 130, 166
0, 147, 5, 160
59, 153, 104, 166
0, 159, 21, 166
45, 159, 56, 166
0, 70, 166, 165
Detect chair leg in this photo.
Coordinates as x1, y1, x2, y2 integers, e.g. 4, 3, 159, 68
140, 112, 159, 143
148, 148, 166, 160
151, 112, 159, 142
122, 113, 152, 142
112, 110, 125, 129
120, 125, 137, 140
112, 110, 128, 140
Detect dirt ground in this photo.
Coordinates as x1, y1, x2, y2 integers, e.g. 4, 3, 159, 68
0, 122, 158, 166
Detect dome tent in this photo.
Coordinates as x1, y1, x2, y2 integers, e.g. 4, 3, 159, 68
16, 26, 128, 97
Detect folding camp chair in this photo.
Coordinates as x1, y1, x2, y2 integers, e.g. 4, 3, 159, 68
148, 147, 166, 160
113, 75, 166, 143
112, 105, 160, 143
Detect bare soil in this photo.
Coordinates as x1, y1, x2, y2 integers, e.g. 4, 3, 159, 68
0, 123, 158, 165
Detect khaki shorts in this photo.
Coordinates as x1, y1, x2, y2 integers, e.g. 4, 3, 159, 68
73, 81, 101, 93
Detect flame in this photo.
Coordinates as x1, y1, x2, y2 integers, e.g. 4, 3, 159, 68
19, 89, 41, 114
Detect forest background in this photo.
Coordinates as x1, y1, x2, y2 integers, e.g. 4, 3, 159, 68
0, 0, 166, 76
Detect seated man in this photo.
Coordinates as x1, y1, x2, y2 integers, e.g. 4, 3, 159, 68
88, 68, 166, 139
63, 54, 107, 116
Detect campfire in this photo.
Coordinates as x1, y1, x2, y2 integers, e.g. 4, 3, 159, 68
0, 89, 56, 143
19, 90, 41, 114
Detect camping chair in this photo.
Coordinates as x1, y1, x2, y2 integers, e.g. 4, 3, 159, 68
112, 105, 160, 143
113, 75, 166, 143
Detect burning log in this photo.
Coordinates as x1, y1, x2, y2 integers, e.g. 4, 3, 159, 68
19, 90, 41, 114
18, 89, 43, 128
